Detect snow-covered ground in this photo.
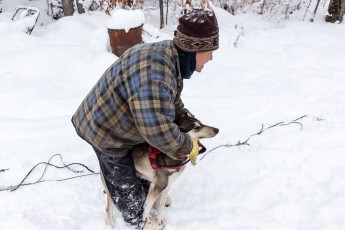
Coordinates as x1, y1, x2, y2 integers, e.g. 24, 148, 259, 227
1, 4, 345, 230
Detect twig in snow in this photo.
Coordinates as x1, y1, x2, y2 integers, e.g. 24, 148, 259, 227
233, 24, 244, 48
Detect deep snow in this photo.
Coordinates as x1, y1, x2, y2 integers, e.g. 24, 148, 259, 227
1, 3, 345, 230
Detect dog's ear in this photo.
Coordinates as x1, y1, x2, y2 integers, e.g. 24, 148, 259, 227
175, 116, 200, 133
175, 109, 201, 132
185, 110, 194, 118
177, 119, 196, 133
177, 110, 193, 119
175, 108, 194, 118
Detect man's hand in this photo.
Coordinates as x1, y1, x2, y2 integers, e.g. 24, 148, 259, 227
185, 138, 199, 165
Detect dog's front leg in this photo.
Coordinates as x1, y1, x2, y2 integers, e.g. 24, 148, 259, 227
143, 182, 162, 220
143, 183, 168, 230
150, 187, 170, 223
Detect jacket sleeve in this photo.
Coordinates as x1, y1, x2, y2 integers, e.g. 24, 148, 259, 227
174, 95, 197, 120
128, 80, 192, 159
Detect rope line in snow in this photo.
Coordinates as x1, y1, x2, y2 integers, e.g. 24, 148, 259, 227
200, 115, 324, 161
0, 154, 99, 192
1, 115, 324, 192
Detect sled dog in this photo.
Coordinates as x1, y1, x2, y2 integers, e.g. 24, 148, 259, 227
100, 112, 219, 229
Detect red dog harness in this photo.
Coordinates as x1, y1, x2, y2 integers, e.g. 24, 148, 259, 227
148, 142, 206, 170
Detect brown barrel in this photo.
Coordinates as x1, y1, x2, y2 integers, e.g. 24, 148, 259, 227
108, 25, 143, 57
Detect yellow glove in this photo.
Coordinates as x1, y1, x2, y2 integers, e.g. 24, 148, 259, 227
185, 138, 199, 165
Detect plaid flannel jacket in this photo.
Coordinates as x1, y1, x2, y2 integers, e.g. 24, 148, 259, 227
72, 40, 192, 158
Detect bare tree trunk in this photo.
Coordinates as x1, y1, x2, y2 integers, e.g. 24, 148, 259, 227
284, 5, 289, 20
259, 0, 266, 14
76, 0, 85, 14
166, 0, 169, 25
159, 0, 164, 28
310, 0, 321, 22
303, 0, 312, 21
62, 0, 74, 16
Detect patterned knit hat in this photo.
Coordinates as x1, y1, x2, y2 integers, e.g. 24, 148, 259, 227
173, 9, 219, 52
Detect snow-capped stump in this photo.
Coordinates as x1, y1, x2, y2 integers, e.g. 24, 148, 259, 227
107, 9, 145, 57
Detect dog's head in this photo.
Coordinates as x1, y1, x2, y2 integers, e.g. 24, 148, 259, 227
175, 111, 219, 140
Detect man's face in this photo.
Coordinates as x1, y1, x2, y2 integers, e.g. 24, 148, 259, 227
195, 51, 213, 72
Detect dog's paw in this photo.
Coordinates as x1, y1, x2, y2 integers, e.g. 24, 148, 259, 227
143, 216, 166, 230
143, 221, 166, 230
165, 195, 172, 207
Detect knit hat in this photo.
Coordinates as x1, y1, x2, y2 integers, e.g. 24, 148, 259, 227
173, 9, 219, 52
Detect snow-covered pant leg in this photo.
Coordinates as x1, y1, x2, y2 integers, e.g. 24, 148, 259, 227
95, 149, 149, 228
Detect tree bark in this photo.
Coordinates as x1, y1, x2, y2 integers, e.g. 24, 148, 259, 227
166, 0, 168, 25
159, 0, 164, 29
76, 0, 85, 14
310, 0, 321, 22
62, 0, 75, 16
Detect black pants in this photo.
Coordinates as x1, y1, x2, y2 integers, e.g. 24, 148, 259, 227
94, 149, 150, 228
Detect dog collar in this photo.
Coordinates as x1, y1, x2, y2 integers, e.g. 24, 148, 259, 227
148, 141, 206, 170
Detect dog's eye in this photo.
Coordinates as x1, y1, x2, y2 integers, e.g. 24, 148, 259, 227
194, 126, 202, 132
